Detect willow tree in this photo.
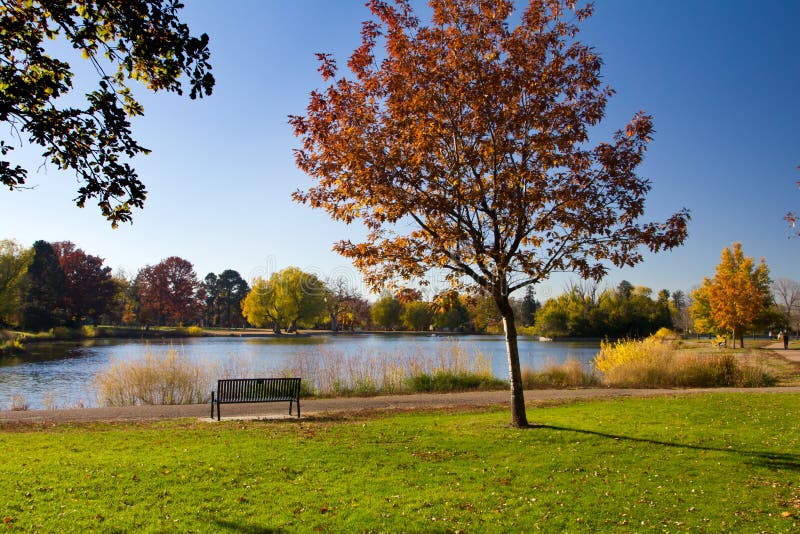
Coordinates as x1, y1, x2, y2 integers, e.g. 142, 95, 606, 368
291, 0, 689, 427
241, 268, 328, 334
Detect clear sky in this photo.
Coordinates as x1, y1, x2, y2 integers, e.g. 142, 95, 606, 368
1, 0, 798, 301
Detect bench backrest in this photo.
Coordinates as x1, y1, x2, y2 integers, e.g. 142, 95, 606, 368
217, 378, 301, 403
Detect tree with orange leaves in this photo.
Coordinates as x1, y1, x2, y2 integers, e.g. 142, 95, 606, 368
291, 0, 689, 427
394, 287, 423, 304
690, 243, 772, 348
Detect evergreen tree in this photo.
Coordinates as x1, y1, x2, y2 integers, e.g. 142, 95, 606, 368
520, 286, 540, 327
216, 270, 249, 328
18, 241, 66, 330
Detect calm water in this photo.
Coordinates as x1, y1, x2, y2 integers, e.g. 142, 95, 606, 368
0, 334, 600, 410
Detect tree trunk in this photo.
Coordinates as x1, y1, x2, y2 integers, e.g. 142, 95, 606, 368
731, 327, 736, 348
497, 296, 529, 427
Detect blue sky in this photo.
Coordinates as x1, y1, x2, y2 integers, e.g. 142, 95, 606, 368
1, 0, 797, 301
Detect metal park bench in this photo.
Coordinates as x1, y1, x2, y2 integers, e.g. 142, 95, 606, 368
210, 378, 301, 421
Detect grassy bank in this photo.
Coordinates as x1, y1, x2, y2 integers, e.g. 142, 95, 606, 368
1, 393, 799, 531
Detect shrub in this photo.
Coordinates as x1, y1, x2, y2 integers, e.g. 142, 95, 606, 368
522, 358, 599, 388
406, 371, 506, 393
593, 335, 776, 388
0, 337, 25, 353
81, 325, 98, 338
516, 326, 538, 336
95, 349, 212, 406
187, 326, 204, 337
51, 326, 78, 339
652, 327, 681, 341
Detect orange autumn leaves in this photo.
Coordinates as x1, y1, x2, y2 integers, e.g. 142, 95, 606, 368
290, 0, 690, 427
290, 0, 689, 296
691, 243, 771, 347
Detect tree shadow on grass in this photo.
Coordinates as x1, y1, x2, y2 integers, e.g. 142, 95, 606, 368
532, 424, 800, 472
210, 519, 284, 533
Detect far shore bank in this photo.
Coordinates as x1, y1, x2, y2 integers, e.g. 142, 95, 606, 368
2, 327, 609, 355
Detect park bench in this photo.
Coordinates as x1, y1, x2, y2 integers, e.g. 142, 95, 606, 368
211, 378, 301, 421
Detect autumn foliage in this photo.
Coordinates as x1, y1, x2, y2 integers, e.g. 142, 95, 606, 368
135, 257, 202, 326
690, 243, 772, 347
52, 241, 117, 323
291, 0, 688, 426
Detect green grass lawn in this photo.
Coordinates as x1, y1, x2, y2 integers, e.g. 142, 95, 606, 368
1, 394, 799, 532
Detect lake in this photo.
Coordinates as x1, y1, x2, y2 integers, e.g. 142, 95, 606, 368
0, 334, 600, 410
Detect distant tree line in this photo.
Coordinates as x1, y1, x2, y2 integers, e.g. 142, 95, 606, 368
0, 239, 250, 330
0, 238, 541, 334
1, 239, 796, 340
534, 281, 683, 339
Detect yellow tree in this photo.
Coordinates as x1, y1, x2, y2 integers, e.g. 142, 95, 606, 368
0, 240, 33, 326
241, 268, 329, 334
291, 0, 689, 426
690, 243, 772, 348
241, 277, 274, 331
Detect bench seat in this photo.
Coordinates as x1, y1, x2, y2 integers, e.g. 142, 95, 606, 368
211, 377, 301, 420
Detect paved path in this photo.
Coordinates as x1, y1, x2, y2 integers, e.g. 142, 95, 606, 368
2, 386, 800, 425
765, 342, 800, 363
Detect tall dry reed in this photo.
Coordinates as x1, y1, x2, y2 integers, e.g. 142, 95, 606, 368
521, 358, 598, 388
93, 341, 502, 405
95, 349, 213, 406
271, 341, 500, 396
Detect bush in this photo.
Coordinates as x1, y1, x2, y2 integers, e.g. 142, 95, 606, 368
522, 358, 599, 388
652, 327, 681, 341
406, 371, 506, 393
593, 335, 776, 388
0, 336, 25, 353
516, 326, 538, 336
50, 326, 78, 339
187, 326, 204, 337
81, 325, 98, 338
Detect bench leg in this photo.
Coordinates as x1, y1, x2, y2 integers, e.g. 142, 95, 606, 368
289, 399, 293, 416
210, 391, 215, 419
297, 398, 300, 419
217, 400, 221, 421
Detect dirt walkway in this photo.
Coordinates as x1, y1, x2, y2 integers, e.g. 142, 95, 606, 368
765, 342, 800, 363
2, 386, 799, 425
